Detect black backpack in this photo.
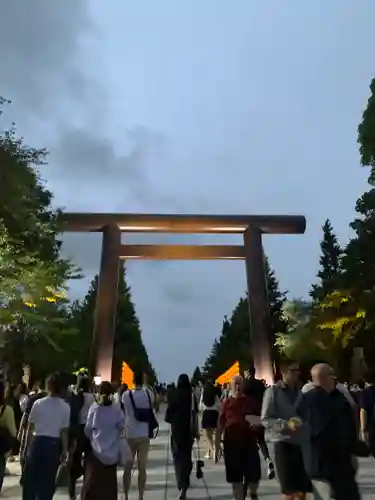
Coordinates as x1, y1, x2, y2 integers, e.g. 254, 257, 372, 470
0, 406, 14, 455
129, 391, 159, 439
202, 387, 215, 407
69, 391, 85, 438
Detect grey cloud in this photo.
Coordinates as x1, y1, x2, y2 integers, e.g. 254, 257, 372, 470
0, 0, 94, 114
51, 124, 212, 215
162, 283, 201, 304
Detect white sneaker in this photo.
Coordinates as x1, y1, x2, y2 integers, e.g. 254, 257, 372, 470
267, 460, 275, 479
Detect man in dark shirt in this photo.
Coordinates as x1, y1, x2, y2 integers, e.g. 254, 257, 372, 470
303, 363, 360, 500
243, 367, 275, 479
359, 370, 375, 456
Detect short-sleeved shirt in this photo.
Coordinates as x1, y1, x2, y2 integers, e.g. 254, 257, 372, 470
25, 392, 47, 416
219, 395, 259, 442
29, 396, 70, 438
122, 388, 153, 439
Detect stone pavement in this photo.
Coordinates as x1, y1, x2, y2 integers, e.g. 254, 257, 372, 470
3, 416, 375, 499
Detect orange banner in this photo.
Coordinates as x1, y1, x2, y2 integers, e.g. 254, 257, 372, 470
121, 361, 134, 389
215, 361, 240, 386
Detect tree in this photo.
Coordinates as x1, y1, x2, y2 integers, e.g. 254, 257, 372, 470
357, 78, 375, 184
0, 98, 77, 331
70, 263, 157, 382
310, 219, 342, 302
191, 366, 202, 386
275, 299, 317, 361
113, 263, 157, 383
203, 259, 287, 379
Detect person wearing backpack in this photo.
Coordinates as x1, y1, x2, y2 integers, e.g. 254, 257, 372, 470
199, 381, 220, 461
0, 381, 17, 494
67, 376, 94, 500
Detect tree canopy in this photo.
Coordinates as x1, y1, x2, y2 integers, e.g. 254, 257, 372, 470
203, 260, 287, 380
69, 263, 157, 383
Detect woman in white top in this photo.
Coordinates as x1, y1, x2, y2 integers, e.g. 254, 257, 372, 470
199, 382, 221, 460
81, 381, 125, 500
22, 372, 71, 500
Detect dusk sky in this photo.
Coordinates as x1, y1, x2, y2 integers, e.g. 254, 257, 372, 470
0, 1, 373, 381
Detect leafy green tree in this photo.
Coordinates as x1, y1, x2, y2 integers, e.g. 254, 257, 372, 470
0, 98, 77, 329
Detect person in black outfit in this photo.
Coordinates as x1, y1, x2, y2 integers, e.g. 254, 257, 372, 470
165, 374, 199, 500
301, 363, 360, 500
243, 367, 275, 479
360, 370, 375, 457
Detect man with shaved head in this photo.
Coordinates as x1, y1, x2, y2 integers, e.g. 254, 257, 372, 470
302, 364, 356, 408
301, 363, 360, 500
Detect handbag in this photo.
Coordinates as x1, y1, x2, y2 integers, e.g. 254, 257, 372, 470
129, 391, 159, 439
354, 439, 370, 458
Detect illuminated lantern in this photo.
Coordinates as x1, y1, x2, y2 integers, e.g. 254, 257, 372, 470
121, 361, 134, 389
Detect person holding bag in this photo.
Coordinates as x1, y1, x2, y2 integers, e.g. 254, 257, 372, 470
165, 373, 200, 500
122, 372, 159, 500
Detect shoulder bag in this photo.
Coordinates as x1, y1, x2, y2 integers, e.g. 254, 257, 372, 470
129, 391, 159, 439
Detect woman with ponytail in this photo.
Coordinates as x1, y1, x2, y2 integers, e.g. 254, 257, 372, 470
81, 381, 125, 500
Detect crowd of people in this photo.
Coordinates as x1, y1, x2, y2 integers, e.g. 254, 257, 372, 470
0, 363, 373, 499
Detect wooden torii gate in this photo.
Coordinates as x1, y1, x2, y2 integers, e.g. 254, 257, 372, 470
62, 213, 306, 384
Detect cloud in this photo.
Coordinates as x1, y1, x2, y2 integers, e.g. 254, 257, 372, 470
0, 0, 95, 115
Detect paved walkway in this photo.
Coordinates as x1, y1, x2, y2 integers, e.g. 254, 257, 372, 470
3, 415, 375, 498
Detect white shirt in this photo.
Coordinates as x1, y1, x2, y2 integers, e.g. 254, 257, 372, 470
199, 394, 220, 412
122, 388, 153, 439
29, 396, 70, 438
79, 392, 95, 425
301, 381, 356, 408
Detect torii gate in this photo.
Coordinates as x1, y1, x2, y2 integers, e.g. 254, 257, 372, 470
62, 213, 306, 384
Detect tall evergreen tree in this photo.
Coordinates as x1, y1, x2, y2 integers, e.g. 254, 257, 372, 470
113, 263, 156, 383
203, 259, 287, 379
191, 366, 202, 385
70, 263, 156, 382
310, 219, 342, 302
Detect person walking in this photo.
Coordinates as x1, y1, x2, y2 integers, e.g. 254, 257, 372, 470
81, 381, 125, 500
244, 367, 275, 479
68, 376, 94, 500
302, 364, 361, 500
122, 371, 157, 500
261, 361, 311, 500
0, 381, 17, 494
359, 369, 375, 456
166, 374, 199, 500
199, 381, 220, 460
22, 373, 70, 500
215, 375, 261, 500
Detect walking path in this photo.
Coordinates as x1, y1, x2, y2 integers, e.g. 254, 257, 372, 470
3, 416, 375, 498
